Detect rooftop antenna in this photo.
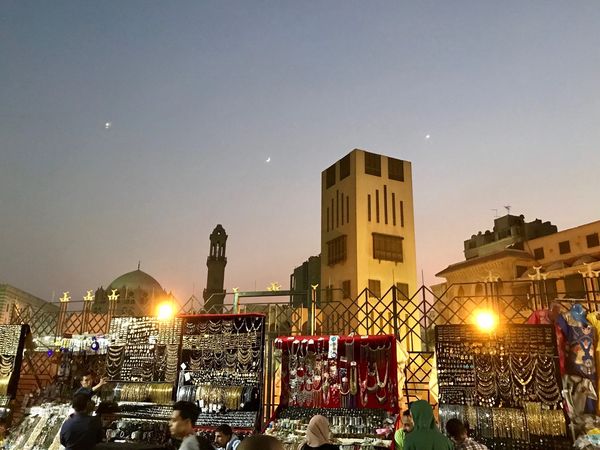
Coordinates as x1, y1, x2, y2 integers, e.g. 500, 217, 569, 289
138, 261, 141, 270
504, 205, 511, 215
491, 209, 499, 218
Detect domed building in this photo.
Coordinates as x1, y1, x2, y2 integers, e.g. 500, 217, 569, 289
93, 267, 170, 316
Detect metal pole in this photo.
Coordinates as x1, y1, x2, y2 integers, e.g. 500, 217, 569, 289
233, 290, 240, 314
310, 285, 318, 335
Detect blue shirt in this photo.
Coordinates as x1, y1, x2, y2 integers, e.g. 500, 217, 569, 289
60, 412, 103, 450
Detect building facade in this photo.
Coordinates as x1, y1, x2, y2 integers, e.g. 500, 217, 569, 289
290, 255, 321, 307
0, 283, 59, 335
434, 215, 600, 303
320, 149, 418, 331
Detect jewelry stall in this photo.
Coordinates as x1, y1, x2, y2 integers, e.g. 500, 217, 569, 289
436, 324, 571, 450
176, 313, 266, 441
268, 335, 398, 449
0, 324, 30, 416
101, 316, 183, 446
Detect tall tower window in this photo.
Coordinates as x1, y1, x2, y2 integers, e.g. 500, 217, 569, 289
341, 193, 344, 226
375, 190, 380, 223
383, 185, 388, 225
342, 280, 351, 299
327, 235, 347, 266
346, 196, 349, 224
340, 154, 351, 180
368, 279, 381, 298
368, 195, 371, 222
364, 152, 381, 176
326, 164, 336, 188
388, 157, 404, 181
373, 233, 404, 262
336, 190, 340, 228
392, 193, 396, 226
400, 200, 404, 227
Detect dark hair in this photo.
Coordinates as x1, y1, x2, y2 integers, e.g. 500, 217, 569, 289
238, 435, 283, 450
215, 424, 233, 437
81, 370, 94, 378
402, 410, 411, 417
445, 418, 467, 439
196, 435, 215, 450
173, 401, 200, 425
72, 393, 91, 412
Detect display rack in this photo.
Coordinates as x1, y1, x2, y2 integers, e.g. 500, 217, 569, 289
436, 324, 571, 450
102, 316, 182, 446
269, 335, 397, 449
5, 402, 71, 450
0, 324, 30, 406
176, 313, 266, 431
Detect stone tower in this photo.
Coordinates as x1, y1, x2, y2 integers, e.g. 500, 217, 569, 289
203, 224, 228, 310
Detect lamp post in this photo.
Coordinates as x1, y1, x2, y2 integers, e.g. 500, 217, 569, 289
528, 266, 547, 310
57, 291, 70, 336
107, 289, 119, 333
82, 290, 94, 334
579, 263, 600, 311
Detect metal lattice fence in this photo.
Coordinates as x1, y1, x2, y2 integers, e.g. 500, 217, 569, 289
5, 274, 600, 424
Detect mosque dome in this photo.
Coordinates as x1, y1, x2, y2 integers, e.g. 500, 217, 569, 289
107, 269, 166, 297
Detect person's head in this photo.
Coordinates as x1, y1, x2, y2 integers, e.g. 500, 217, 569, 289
305, 415, 331, 446
409, 400, 435, 430
72, 393, 92, 414
80, 371, 95, 388
445, 418, 468, 444
170, 401, 199, 438
239, 435, 284, 450
401, 410, 414, 433
214, 424, 233, 448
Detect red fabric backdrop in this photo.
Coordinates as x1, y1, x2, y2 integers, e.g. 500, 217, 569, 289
275, 334, 399, 413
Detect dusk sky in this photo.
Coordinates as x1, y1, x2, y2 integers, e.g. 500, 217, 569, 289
2, 1, 599, 304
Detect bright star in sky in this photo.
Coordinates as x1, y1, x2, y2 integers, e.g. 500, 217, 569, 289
425, 134, 430, 140
266, 157, 271, 163
104, 122, 112, 130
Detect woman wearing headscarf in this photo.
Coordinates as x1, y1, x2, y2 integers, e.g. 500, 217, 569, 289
298, 415, 340, 450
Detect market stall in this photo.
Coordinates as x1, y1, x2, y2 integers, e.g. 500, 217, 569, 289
436, 324, 571, 450
0, 324, 30, 408
101, 316, 182, 446
176, 313, 266, 439
268, 335, 398, 450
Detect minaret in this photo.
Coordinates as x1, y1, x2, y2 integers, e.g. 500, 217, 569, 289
203, 224, 228, 310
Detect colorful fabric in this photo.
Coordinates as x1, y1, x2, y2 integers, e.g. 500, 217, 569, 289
557, 311, 596, 379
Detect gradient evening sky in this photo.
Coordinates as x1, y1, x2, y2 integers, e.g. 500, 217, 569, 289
1, 1, 600, 304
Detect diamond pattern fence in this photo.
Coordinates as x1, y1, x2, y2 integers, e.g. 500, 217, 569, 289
5, 275, 600, 426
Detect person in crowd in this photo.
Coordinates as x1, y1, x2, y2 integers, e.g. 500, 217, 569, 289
59, 393, 103, 450
169, 401, 213, 450
445, 418, 488, 450
215, 424, 241, 450
403, 400, 453, 450
394, 409, 414, 450
238, 435, 284, 450
297, 415, 340, 450
74, 370, 107, 398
